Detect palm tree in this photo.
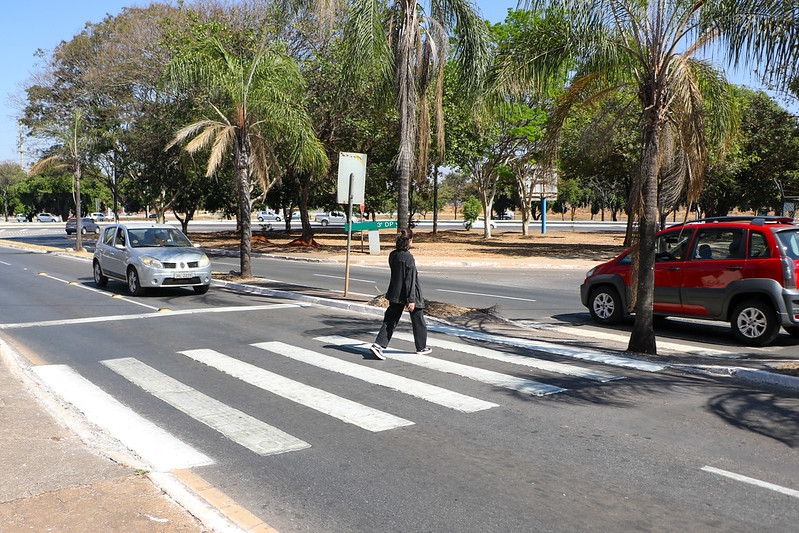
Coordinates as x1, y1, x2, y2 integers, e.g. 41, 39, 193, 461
167, 36, 328, 278
29, 111, 91, 252
502, 0, 799, 354
304, 0, 490, 230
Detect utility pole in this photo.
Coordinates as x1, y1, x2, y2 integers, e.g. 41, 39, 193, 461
18, 122, 24, 169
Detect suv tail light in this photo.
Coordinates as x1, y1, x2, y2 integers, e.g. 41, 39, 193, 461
781, 255, 797, 289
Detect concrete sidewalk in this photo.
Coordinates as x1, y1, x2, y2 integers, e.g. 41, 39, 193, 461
0, 340, 211, 532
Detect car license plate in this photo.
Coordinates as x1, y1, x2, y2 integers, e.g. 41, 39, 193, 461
173, 272, 193, 279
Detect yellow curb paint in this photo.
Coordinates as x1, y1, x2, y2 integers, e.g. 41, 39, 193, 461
172, 469, 279, 532
111, 294, 124, 298
69, 281, 78, 285
157, 308, 172, 313
38, 272, 46, 275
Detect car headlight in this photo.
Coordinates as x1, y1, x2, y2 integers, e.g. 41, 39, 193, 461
586, 267, 596, 278
140, 255, 163, 269
198, 254, 210, 267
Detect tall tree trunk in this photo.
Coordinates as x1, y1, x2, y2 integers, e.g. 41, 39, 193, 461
236, 132, 252, 278
395, 1, 418, 232
627, 117, 662, 355
74, 164, 83, 252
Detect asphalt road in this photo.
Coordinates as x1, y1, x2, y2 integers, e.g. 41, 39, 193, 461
2, 240, 799, 531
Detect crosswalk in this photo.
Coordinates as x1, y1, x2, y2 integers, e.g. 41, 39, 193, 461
32, 330, 657, 471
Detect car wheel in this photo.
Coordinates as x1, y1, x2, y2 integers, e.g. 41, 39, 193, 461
275, 216, 281, 222
93, 261, 108, 287
321, 219, 329, 226
127, 267, 146, 296
258, 216, 264, 221
81, 226, 87, 234
588, 286, 624, 325
193, 284, 210, 295
731, 300, 779, 346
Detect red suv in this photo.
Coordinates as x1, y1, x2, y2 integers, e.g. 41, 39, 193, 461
580, 216, 799, 346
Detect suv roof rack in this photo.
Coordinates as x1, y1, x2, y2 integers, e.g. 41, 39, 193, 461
671, 216, 796, 227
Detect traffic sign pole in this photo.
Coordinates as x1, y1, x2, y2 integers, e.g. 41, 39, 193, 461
344, 173, 354, 297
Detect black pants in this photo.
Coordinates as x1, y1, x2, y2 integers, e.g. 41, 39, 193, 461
375, 303, 427, 352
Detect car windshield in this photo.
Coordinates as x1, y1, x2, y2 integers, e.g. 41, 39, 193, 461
776, 229, 799, 260
128, 228, 193, 248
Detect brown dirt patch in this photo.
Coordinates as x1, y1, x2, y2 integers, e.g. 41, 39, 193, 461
189, 227, 627, 263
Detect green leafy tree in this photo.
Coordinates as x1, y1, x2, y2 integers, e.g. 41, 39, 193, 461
504, 0, 799, 354
0, 162, 26, 221
462, 195, 482, 229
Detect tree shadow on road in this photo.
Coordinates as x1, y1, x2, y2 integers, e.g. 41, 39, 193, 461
707, 390, 799, 448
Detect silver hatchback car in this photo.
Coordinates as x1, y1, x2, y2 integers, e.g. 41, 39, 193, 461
93, 223, 212, 295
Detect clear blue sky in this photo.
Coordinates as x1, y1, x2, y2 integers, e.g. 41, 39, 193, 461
0, 1, 788, 167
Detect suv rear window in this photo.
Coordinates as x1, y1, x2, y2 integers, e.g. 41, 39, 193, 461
692, 228, 746, 260
776, 230, 799, 260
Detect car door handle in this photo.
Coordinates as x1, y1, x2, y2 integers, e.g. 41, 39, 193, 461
726, 266, 743, 270
664, 267, 681, 271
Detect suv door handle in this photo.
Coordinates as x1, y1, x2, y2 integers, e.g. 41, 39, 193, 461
726, 266, 743, 270
664, 267, 681, 271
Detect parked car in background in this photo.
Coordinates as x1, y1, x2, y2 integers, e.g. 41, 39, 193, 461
65, 217, 100, 235
580, 216, 799, 346
314, 211, 348, 226
15, 214, 26, 222
90, 212, 109, 221
256, 211, 282, 222
93, 223, 212, 296
36, 212, 62, 222
491, 211, 513, 220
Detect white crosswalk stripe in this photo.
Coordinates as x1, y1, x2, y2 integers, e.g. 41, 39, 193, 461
33, 364, 213, 471
385, 331, 623, 382
429, 324, 667, 372
102, 357, 311, 456
179, 348, 413, 432
253, 341, 498, 412
317, 336, 566, 397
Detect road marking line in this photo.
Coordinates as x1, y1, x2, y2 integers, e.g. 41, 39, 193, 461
435, 288, 537, 302
28, 271, 161, 310
32, 364, 212, 471
387, 331, 622, 382
257, 340, 497, 412
428, 324, 667, 372
314, 273, 376, 283
0, 260, 10, 265
320, 335, 565, 396
0, 303, 305, 330
102, 358, 310, 456
701, 466, 799, 499
179, 348, 412, 432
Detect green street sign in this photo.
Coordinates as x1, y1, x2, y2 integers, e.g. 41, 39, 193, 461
345, 220, 398, 231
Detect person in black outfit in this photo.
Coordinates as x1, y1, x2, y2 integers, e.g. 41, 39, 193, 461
370, 229, 431, 359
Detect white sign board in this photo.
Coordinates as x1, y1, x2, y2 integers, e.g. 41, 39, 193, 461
337, 152, 367, 205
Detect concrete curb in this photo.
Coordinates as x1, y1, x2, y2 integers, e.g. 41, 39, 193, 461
670, 364, 799, 391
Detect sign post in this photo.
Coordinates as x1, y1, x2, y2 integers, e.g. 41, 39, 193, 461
338, 152, 367, 297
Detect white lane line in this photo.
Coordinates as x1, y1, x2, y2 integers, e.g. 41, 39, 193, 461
429, 324, 666, 372
256, 341, 497, 412
32, 364, 212, 471
386, 331, 622, 382
314, 273, 376, 283
0, 260, 11, 265
102, 358, 310, 456
0, 303, 305, 330
319, 336, 565, 397
435, 288, 537, 303
701, 466, 799, 499
34, 272, 160, 310
547, 325, 742, 358
179, 348, 412, 432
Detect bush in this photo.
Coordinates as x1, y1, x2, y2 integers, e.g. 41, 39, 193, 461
463, 197, 482, 229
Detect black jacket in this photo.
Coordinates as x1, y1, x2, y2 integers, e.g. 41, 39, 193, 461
385, 249, 424, 308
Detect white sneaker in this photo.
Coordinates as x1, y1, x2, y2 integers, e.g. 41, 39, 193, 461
416, 347, 432, 355
370, 344, 385, 360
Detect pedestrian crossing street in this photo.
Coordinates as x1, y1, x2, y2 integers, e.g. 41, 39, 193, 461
32, 330, 663, 471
